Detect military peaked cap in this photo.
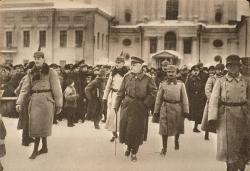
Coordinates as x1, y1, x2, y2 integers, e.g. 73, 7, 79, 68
131, 56, 144, 64
33, 51, 44, 58
215, 63, 225, 70
161, 60, 169, 66
226, 55, 240, 67
166, 65, 177, 71
115, 56, 125, 63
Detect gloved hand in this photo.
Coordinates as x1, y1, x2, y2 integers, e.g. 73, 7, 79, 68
56, 107, 62, 114
183, 113, 190, 120
16, 105, 22, 113
209, 120, 217, 129
152, 113, 160, 123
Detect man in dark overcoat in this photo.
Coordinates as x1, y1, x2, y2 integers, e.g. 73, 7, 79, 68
85, 69, 106, 129
114, 56, 157, 162
185, 65, 207, 133
155, 60, 169, 88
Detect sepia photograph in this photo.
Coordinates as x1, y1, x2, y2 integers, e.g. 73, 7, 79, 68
0, 0, 250, 170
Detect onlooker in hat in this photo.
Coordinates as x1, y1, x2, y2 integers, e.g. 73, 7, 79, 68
114, 56, 157, 162
103, 56, 128, 142
72, 64, 84, 123
154, 65, 189, 156
85, 69, 106, 129
185, 65, 207, 133
201, 64, 224, 140
79, 63, 89, 122
1, 64, 21, 118
208, 55, 248, 171
142, 64, 149, 74
15, 61, 35, 146
155, 60, 169, 88
178, 65, 189, 83
59, 64, 73, 121
16, 50, 63, 159
215, 63, 225, 77
0, 114, 6, 171
64, 78, 79, 127
208, 66, 215, 77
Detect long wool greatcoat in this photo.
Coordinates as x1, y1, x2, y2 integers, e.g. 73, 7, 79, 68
85, 77, 105, 122
242, 74, 250, 163
201, 75, 223, 132
114, 72, 157, 147
16, 67, 63, 138
0, 118, 6, 158
185, 75, 206, 123
15, 75, 30, 130
208, 74, 248, 163
154, 80, 189, 136
103, 67, 128, 132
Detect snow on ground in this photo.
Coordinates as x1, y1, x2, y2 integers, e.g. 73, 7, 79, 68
1, 116, 249, 171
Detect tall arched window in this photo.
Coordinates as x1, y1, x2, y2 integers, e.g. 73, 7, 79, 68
164, 32, 176, 50
166, 0, 179, 20
125, 10, 132, 23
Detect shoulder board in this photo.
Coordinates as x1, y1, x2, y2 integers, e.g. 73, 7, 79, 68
123, 72, 131, 77
145, 73, 152, 78
160, 80, 167, 84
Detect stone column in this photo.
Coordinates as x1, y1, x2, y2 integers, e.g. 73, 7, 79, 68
192, 37, 199, 64
158, 0, 165, 20
193, 0, 199, 22
199, 0, 205, 22
142, 37, 150, 64
178, 0, 185, 21
132, 0, 137, 24
178, 37, 184, 64
187, 0, 193, 20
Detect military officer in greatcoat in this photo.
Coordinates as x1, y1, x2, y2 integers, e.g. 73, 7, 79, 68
208, 55, 248, 171
154, 65, 189, 156
240, 57, 250, 167
114, 56, 157, 162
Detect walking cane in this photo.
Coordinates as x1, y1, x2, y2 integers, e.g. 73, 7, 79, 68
115, 109, 118, 156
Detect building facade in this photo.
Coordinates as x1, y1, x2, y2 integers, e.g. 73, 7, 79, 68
0, 0, 250, 67
0, 0, 110, 65
109, 0, 250, 67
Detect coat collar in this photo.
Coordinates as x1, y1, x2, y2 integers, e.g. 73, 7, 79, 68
167, 78, 177, 85
225, 73, 242, 82
130, 72, 145, 80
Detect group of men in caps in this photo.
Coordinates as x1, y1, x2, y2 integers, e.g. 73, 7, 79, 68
0, 51, 250, 170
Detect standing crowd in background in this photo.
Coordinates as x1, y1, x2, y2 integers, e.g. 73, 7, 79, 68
0, 51, 249, 171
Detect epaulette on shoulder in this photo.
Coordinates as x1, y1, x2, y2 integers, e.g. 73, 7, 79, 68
160, 80, 167, 84
177, 80, 183, 83
124, 72, 131, 78
145, 73, 152, 78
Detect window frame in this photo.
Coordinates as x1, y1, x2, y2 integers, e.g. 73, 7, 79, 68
149, 37, 158, 54
60, 30, 67, 48
75, 30, 83, 48
166, 0, 179, 20
23, 30, 30, 48
6, 31, 12, 48
183, 38, 192, 54
39, 30, 46, 48
164, 32, 177, 50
